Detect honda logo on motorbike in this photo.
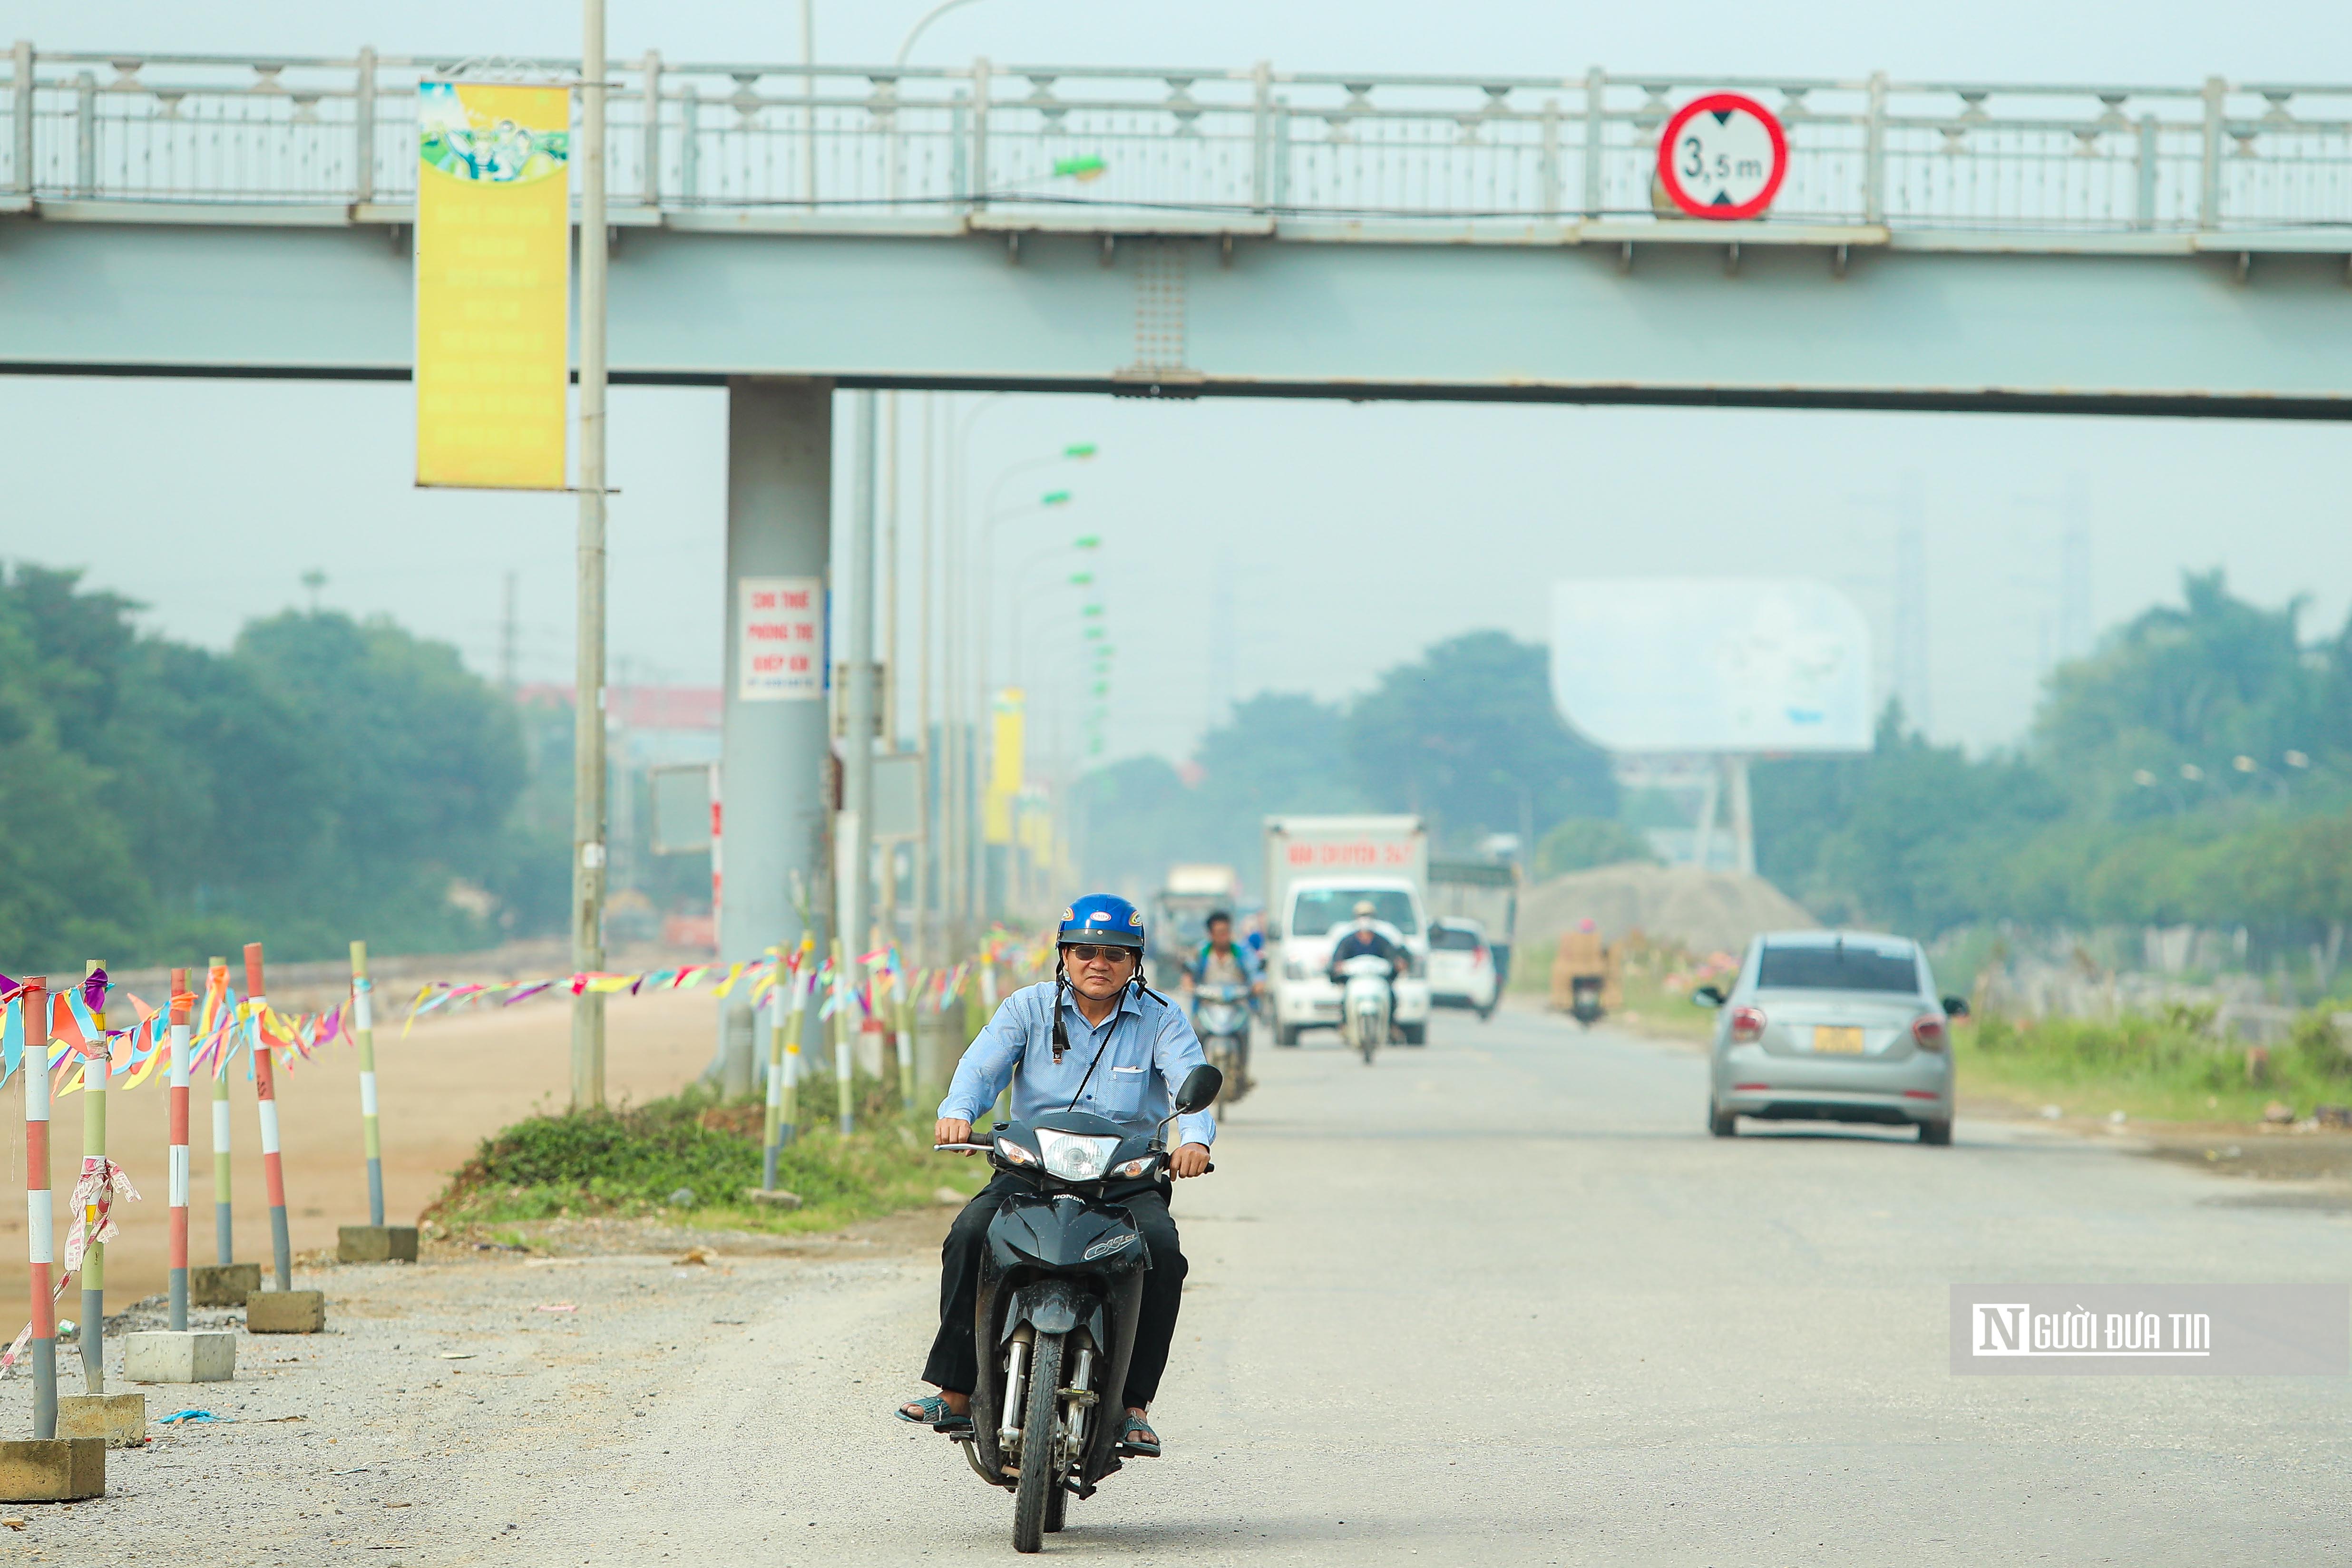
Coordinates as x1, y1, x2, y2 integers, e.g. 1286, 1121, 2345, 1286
1083, 1233, 1136, 1261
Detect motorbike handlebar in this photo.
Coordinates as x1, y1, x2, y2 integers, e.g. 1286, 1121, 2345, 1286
932, 1143, 1216, 1175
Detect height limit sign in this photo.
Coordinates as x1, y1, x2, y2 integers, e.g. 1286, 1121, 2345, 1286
1657, 93, 1789, 220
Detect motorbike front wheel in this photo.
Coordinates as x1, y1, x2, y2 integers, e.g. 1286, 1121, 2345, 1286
1011, 1330, 1067, 1553
1211, 1040, 1249, 1106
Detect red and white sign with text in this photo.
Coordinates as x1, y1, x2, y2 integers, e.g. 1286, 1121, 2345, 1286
1285, 839, 1419, 871
1656, 92, 1790, 220
738, 575, 823, 701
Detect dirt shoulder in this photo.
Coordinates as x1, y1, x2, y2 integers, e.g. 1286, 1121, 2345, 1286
0, 1202, 959, 1568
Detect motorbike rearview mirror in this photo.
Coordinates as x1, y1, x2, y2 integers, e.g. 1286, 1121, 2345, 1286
1941, 995, 1971, 1019
1690, 984, 1726, 1008
1173, 1064, 1223, 1115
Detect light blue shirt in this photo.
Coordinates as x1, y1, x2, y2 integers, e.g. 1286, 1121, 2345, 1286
939, 981, 1218, 1149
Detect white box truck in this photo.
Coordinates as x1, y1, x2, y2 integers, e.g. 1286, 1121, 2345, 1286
1262, 815, 1431, 1045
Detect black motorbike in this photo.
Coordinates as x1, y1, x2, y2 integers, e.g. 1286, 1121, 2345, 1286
935, 1064, 1221, 1553
1570, 974, 1606, 1029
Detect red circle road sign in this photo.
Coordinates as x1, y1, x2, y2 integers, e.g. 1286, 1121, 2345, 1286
1656, 93, 1789, 220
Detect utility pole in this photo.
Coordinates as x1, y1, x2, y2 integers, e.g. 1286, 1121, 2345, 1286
942, 396, 966, 937
916, 393, 935, 964
881, 391, 901, 945
884, 394, 901, 746
840, 392, 880, 1005
571, 0, 611, 1109
799, 0, 817, 207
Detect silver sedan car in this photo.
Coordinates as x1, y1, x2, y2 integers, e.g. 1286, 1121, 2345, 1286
1695, 931, 1967, 1145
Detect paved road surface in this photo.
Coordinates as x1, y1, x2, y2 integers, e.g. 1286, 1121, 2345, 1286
529, 1004, 2344, 1566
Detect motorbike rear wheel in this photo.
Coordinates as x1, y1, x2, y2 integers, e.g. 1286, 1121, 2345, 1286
1011, 1330, 1067, 1553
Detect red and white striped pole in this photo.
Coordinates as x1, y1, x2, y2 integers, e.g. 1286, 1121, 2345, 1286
166, 971, 192, 1332
22, 978, 56, 1438
245, 944, 292, 1293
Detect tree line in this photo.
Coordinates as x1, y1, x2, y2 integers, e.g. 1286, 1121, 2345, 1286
1752, 571, 2352, 951
1072, 630, 1616, 894
0, 565, 554, 972
1080, 573, 2352, 958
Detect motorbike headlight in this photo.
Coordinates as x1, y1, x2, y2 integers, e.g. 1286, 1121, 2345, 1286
1108, 1153, 1158, 1179
1035, 1129, 1120, 1181
995, 1137, 1038, 1167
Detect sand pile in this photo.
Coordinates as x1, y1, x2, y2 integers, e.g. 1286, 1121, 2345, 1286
1518, 863, 1816, 960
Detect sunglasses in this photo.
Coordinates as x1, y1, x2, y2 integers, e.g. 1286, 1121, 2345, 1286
1063, 945, 1135, 964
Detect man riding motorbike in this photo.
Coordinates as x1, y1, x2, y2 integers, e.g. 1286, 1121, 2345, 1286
1184, 909, 1264, 994
1326, 899, 1409, 984
1183, 909, 1264, 1098
896, 894, 1215, 1460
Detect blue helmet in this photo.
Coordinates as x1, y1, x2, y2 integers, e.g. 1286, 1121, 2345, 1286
1058, 893, 1146, 951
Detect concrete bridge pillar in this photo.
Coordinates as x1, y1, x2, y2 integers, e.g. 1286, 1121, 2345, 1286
719, 379, 834, 1088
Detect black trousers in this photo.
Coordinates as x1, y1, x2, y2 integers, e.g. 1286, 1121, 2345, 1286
922, 1174, 1188, 1408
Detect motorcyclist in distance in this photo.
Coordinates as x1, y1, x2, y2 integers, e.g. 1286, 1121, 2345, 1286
1185, 909, 1264, 1094
1183, 910, 1265, 997
1327, 899, 1409, 984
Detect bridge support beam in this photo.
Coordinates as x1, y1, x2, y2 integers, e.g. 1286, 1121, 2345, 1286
719, 378, 834, 1091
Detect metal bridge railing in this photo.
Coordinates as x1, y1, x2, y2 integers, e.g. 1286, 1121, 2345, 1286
5, 46, 2348, 234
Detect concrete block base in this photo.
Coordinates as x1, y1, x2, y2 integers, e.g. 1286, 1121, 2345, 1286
337, 1225, 419, 1264
124, 1331, 236, 1384
0, 1440, 104, 1500
245, 1291, 326, 1334
189, 1264, 261, 1308
740, 1188, 803, 1209
56, 1393, 145, 1449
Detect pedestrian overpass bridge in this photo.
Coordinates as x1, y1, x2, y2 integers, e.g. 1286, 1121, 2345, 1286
6, 45, 2349, 970
3, 46, 2349, 415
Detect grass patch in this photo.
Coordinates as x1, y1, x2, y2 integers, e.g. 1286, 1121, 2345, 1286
426, 1079, 984, 1235
1612, 966, 1718, 1042
1956, 1007, 2352, 1124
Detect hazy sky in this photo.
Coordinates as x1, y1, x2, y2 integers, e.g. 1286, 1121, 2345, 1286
9, 0, 2345, 776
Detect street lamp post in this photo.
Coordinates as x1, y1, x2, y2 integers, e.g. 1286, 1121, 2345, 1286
946, 421, 1093, 927
890, 0, 987, 211
965, 458, 1087, 919
897, 0, 985, 66
969, 491, 1068, 923
941, 395, 1011, 930
1005, 540, 1101, 689
571, 0, 611, 1109
974, 489, 1071, 720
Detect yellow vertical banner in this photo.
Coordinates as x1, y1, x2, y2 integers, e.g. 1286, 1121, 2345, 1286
985, 688, 1025, 845
414, 80, 572, 489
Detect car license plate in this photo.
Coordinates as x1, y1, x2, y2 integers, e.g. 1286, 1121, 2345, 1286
1812, 1026, 1865, 1054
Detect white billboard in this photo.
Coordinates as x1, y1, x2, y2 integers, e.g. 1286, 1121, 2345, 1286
1550, 578, 1873, 754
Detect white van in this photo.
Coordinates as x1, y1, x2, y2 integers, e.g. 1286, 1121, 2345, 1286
1270, 874, 1433, 1046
